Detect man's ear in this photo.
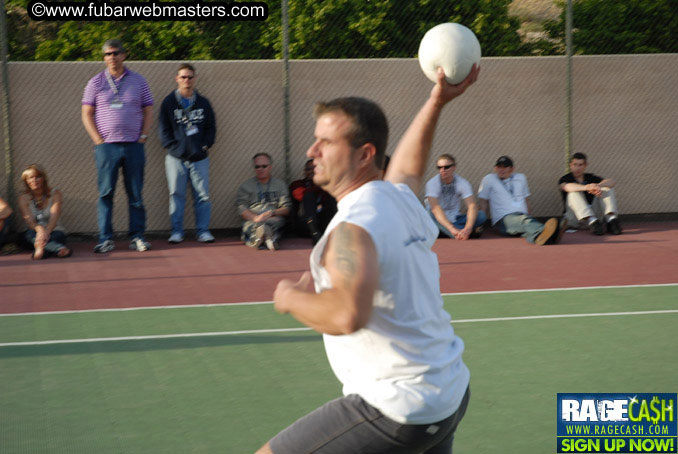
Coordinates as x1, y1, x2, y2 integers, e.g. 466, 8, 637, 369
356, 143, 377, 169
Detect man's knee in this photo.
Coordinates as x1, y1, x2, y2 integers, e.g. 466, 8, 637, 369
196, 193, 210, 204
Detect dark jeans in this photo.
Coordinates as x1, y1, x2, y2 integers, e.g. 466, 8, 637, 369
291, 191, 337, 238
24, 229, 68, 256
95, 142, 146, 242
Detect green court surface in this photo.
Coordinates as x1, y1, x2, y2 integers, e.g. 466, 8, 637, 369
1, 285, 676, 453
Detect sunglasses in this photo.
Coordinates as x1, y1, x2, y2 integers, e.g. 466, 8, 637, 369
437, 164, 455, 170
179, 75, 195, 80
254, 164, 270, 169
104, 51, 121, 57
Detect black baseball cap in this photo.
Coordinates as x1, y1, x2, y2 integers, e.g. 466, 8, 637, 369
495, 156, 514, 167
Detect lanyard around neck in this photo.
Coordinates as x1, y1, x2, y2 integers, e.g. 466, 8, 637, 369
105, 70, 123, 101
502, 175, 514, 196
257, 180, 271, 202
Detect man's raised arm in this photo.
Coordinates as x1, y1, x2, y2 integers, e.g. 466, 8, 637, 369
385, 65, 478, 193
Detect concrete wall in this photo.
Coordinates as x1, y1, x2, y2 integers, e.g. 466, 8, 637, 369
2, 54, 676, 234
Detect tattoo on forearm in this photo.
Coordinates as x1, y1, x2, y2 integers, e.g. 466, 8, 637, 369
333, 224, 357, 283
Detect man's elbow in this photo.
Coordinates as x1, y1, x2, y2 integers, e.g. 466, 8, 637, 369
336, 311, 366, 335
336, 300, 371, 334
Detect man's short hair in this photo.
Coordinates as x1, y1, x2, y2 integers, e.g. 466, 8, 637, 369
313, 97, 389, 170
495, 155, 514, 167
253, 152, 272, 163
178, 63, 195, 74
571, 152, 587, 162
102, 39, 126, 54
437, 154, 456, 164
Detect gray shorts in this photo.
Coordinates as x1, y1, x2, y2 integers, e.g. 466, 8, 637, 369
269, 387, 470, 454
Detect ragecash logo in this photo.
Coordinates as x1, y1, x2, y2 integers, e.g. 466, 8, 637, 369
557, 393, 677, 453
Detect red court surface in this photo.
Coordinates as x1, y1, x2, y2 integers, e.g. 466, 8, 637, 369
1, 222, 676, 314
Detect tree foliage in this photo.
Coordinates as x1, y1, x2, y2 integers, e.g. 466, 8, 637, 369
6, 0, 529, 61
543, 0, 678, 55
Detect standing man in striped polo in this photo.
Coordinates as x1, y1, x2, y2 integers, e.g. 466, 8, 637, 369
82, 39, 154, 253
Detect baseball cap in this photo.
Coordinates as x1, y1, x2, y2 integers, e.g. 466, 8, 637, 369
495, 156, 514, 167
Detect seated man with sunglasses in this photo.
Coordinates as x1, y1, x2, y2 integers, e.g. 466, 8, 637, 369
425, 154, 486, 240
236, 153, 291, 250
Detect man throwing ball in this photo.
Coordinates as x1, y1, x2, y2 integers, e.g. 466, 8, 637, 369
256, 65, 478, 454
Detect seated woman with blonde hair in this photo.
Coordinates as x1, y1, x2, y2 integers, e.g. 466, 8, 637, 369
18, 164, 71, 259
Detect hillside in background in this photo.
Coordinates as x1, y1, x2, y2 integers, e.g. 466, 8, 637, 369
509, 0, 561, 43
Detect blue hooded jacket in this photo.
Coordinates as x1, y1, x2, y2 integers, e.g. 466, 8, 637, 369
158, 90, 216, 162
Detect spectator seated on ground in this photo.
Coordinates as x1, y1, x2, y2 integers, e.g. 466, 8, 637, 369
236, 153, 291, 250
289, 159, 337, 244
17, 165, 71, 260
0, 196, 17, 254
425, 154, 487, 240
558, 152, 622, 235
477, 155, 564, 246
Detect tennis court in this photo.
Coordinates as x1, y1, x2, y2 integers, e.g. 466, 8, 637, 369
1, 224, 677, 453
1, 284, 676, 453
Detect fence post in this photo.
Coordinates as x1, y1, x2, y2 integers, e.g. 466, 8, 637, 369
0, 0, 14, 206
282, 0, 291, 184
564, 0, 573, 171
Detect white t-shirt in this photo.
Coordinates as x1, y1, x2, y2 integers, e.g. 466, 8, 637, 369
310, 180, 469, 425
424, 174, 474, 221
477, 172, 530, 224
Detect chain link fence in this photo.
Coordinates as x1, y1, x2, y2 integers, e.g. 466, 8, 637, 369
2, 0, 677, 236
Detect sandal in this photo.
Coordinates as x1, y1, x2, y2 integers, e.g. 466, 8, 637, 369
57, 247, 73, 258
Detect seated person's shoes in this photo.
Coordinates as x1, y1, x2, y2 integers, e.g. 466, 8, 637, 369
535, 218, 558, 245
590, 220, 605, 236
469, 225, 484, 239
607, 218, 622, 235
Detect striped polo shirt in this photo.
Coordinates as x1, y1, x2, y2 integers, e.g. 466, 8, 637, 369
82, 68, 153, 143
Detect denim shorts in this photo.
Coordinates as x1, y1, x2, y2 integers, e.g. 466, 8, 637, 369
269, 387, 470, 454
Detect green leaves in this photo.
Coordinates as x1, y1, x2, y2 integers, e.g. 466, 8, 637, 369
8, 0, 528, 61
543, 0, 677, 55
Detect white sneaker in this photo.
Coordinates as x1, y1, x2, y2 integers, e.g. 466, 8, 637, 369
246, 225, 266, 249
168, 233, 184, 244
129, 237, 151, 252
197, 232, 215, 243
93, 239, 115, 253
263, 225, 278, 250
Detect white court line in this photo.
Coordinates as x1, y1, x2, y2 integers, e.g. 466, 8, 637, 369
1, 309, 677, 347
2, 283, 677, 318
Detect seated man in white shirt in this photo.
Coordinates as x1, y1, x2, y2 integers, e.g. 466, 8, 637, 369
477, 156, 564, 245
425, 154, 486, 240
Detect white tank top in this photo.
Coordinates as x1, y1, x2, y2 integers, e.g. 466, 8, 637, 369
310, 181, 469, 424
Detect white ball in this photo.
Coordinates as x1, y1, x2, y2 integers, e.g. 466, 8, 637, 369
418, 23, 481, 85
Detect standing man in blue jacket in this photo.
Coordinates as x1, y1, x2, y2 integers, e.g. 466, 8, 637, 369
159, 63, 217, 243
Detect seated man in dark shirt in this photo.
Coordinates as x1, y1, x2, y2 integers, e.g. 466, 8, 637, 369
289, 159, 337, 244
558, 152, 622, 235
0, 196, 13, 250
